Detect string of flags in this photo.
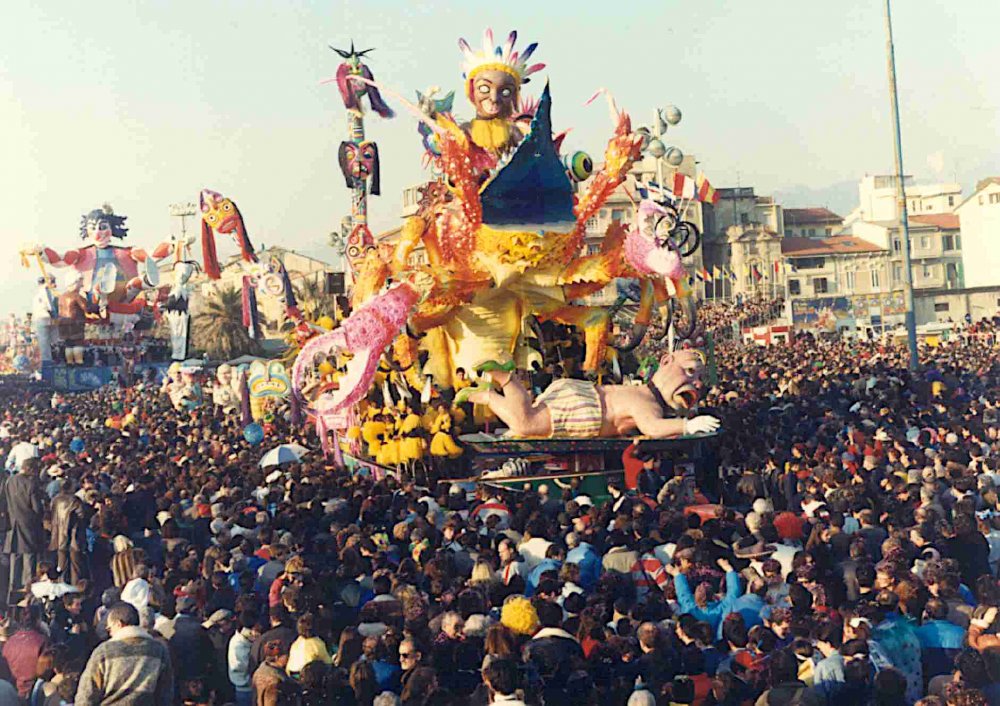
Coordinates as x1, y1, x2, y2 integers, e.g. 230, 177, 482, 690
669, 172, 720, 204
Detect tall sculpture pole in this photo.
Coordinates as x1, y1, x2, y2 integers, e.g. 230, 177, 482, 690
328, 42, 395, 287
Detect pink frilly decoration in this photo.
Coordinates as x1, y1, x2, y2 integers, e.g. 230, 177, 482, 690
292, 281, 419, 435
624, 200, 686, 281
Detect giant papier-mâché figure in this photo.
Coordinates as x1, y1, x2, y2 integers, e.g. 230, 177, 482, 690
32, 205, 166, 327
294, 29, 705, 440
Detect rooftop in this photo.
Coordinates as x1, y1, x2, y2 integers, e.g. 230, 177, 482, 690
910, 213, 960, 230
782, 235, 885, 257
783, 207, 843, 225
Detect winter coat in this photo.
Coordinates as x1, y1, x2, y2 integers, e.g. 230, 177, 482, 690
3, 473, 44, 554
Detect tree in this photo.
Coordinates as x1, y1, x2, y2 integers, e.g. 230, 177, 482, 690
192, 285, 264, 360
294, 276, 338, 322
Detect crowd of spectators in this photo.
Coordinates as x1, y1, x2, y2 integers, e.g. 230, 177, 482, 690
0, 313, 997, 705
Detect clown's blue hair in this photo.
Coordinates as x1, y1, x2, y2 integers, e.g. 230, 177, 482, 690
79, 204, 128, 240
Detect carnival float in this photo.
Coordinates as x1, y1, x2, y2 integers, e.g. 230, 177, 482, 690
288, 28, 722, 492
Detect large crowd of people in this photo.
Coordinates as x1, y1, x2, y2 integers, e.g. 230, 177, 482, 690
0, 310, 998, 706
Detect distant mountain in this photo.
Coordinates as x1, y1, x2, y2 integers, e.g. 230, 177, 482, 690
773, 181, 857, 218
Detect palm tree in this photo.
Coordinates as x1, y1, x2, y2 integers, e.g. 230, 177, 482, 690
192, 285, 264, 360
294, 276, 338, 322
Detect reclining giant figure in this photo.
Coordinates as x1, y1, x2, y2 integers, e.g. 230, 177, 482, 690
459, 349, 719, 439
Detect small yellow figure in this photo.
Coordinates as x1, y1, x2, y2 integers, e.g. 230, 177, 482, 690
430, 403, 463, 459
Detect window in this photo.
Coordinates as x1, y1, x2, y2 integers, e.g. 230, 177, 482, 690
845, 271, 856, 290
910, 201, 917, 211
740, 213, 750, 226
934, 302, 950, 312
586, 243, 600, 256
893, 239, 901, 253
955, 235, 961, 249
808, 228, 816, 236
795, 257, 826, 270
893, 263, 903, 282
599, 209, 607, 217
788, 279, 801, 295
919, 236, 929, 250
586, 217, 598, 231
948, 196, 955, 207
942, 234, 954, 250
991, 193, 1000, 205
825, 228, 833, 236
785, 230, 793, 237
922, 264, 932, 278
610, 209, 625, 222
813, 278, 829, 294
871, 269, 881, 289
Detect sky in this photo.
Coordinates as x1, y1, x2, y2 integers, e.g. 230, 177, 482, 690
1, 0, 998, 315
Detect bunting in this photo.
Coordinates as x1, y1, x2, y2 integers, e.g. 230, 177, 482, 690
695, 173, 719, 204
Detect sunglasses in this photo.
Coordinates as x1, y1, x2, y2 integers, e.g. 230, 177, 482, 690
399, 652, 416, 659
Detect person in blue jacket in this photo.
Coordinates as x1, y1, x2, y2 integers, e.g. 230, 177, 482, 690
565, 533, 601, 591
667, 557, 744, 634
914, 597, 966, 682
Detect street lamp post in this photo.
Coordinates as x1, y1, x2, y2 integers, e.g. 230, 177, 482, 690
168, 202, 198, 240
883, 0, 919, 371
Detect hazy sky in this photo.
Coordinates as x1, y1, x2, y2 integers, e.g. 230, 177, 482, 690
2, 0, 998, 314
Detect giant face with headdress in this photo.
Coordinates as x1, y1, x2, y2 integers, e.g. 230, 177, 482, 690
457, 29, 545, 154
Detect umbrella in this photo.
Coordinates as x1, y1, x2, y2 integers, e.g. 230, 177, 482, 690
259, 443, 311, 468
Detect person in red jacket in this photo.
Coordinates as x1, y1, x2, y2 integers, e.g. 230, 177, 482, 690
623, 440, 658, 491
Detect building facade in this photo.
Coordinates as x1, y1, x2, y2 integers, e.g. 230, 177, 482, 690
845, 174, 961, 227
955, 177, 1000, 288
852, 215, 963, 292
783, 207, 843, 239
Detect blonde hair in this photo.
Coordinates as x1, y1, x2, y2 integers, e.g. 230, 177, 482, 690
470, 560, 498, 587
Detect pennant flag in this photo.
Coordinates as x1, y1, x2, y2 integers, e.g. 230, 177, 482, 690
752, 265, 763, 282
702, 267, 713, 281
672, 172, 696, 200
694, 269, 706, 282
695, 173, 719, 204
712, 265, 723, 280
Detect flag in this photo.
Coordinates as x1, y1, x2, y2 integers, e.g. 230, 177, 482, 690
727, 266, 738, 282
752, 265, 762, 282
702, 267, 713, 281
712, 265, 723, 280
695, 173, 719, 204
773, 260, 781, 275
694, 269, 706, 282
672, 172, 696, 200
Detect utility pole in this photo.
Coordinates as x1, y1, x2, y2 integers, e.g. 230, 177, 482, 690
169, 202, 197, 240
884, 0, 919, 370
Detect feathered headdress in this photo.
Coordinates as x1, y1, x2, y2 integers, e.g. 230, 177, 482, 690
458, 29, 544, 93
